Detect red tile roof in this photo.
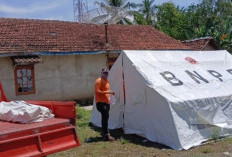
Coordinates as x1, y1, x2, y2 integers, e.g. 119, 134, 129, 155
182, 37, 220, 50
0, 18, 190, 54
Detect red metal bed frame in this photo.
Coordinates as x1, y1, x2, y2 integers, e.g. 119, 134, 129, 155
0, 80, 81, 156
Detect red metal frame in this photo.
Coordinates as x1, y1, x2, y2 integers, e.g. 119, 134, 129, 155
0, 80, 81, 157
26, 101, 77, 126
0, 79, 8, 102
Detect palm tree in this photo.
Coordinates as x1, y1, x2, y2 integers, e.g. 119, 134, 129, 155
94, 0, 134, 24
95, 0, 129, 7
134, 0, 156, 25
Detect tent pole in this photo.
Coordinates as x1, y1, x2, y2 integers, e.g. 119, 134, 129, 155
122, 52, 126, 131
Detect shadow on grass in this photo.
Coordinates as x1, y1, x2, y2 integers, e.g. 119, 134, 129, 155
87, 122, 171, 150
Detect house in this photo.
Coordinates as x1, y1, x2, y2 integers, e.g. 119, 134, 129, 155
0, 18, 190, 103
182, 37, 220, 51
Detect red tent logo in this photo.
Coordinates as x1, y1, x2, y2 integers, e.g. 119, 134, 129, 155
185, 57, 197, 64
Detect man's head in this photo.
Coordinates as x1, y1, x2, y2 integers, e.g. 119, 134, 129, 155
101, 68, 109, 79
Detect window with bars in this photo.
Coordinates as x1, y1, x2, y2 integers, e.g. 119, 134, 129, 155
14, 65, 36, 95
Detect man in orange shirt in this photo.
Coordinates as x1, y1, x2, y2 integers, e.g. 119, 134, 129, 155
95, 68, 115, 141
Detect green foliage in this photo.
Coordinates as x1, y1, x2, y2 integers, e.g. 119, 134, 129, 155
133, 0, 156, 25
132, 0, 232, 52
91, 0, 232, 51
133, 11, 149, 25
155, 2, 191, 40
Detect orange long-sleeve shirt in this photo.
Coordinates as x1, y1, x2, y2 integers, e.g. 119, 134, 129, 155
95, 77, 110, 104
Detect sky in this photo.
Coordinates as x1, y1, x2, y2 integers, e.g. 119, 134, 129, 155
0, 0, 202, 21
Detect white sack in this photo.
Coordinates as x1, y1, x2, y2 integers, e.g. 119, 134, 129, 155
0, 101, 54, 123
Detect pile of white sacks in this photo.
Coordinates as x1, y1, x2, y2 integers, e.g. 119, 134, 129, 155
0, 101, 54, 123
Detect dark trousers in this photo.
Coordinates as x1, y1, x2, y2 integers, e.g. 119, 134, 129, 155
96, 102, 110, 136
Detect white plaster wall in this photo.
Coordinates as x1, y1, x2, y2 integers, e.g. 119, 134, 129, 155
0, 57, 15, 100
0, 54, 107, 101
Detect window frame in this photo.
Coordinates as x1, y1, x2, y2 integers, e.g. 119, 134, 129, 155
14, 65, 36, 95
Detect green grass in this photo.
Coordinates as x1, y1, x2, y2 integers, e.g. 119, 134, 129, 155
201, 147, 212, 154
120, 138, 129, 144
211, 129, 220, 141
77, 106, 91, 128
49, 106, 232, 157
76, 106, 100, 143
225, 136, 232, 144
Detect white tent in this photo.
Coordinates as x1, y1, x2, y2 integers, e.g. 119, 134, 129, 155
90, 50, 232, 150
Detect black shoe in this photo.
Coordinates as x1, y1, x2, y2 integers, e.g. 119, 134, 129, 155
103, 134, 115, 141
107, 135, 115, 141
